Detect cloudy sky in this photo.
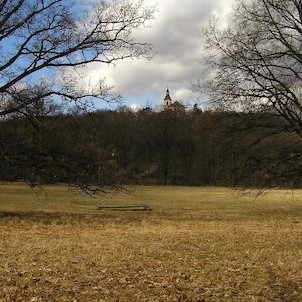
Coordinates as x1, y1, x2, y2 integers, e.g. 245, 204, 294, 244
86, 0, 235, 110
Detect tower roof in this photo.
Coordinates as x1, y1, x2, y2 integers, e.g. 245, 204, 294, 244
164, 88, 171, 100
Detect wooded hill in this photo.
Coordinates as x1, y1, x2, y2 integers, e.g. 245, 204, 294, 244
1, 106, 301, 189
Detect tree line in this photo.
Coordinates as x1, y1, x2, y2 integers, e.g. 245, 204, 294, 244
2, 1, 302, 191
1, 103, 301, 189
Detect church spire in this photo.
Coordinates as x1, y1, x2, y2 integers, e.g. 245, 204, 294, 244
164, 88, 172, 108
165, 88, 170, 99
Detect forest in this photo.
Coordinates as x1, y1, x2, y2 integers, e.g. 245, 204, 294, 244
1, 0, 302, 192
1, 102, 301, 189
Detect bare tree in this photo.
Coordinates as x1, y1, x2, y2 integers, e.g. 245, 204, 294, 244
0, 0, 155, 192
197, 0, 302, 137
0, 0, 155, 116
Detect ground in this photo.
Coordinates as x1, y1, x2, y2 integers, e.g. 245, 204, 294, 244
0, 184, 302, 301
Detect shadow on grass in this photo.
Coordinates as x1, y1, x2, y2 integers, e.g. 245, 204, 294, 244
0, 210, 152, 225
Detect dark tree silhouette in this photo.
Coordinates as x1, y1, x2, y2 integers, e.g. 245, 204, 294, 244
0, 0, 155, 192
198, 0, 302, 137
0, 0, 155, 116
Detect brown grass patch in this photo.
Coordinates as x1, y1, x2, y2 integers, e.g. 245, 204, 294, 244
0, 184, 302, 301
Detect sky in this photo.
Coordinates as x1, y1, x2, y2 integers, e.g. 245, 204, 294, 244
84, 0, 235, 110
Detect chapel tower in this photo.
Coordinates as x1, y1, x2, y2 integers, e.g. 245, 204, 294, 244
163, 88, 185, 112
163, 88, 172, 108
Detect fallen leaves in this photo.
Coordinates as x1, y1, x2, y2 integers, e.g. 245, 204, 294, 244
0, 206, 302, 301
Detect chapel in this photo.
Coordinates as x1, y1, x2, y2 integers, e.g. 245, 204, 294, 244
163, 89, 185, 112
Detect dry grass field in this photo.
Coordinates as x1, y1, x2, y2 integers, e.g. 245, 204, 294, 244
0, 184, 302, 301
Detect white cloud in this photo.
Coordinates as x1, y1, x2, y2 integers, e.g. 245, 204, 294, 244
84, 0, 235, 108
130, 103, 141, 111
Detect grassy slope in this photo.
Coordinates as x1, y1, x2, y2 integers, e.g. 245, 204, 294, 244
0, 184, 302, 301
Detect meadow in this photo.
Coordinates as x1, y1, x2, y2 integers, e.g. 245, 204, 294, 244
0, 183, 302, 301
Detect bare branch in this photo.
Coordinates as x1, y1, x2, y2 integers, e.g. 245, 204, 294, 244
199, 0, 302, 137
0, 0, 155, 105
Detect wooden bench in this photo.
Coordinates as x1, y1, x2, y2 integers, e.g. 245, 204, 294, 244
97, 205, 151, 211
